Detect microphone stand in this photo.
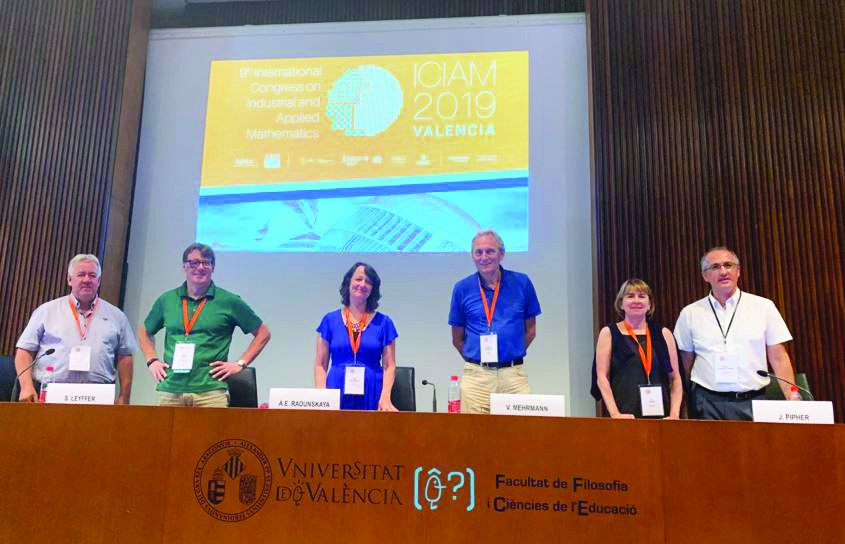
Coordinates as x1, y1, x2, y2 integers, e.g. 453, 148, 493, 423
757, 370, 814, 401
421, 380, 437, 412
13, 348, 55, 401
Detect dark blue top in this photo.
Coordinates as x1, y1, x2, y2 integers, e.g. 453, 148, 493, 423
448, 267, 541, 362
316, 309, 398, 410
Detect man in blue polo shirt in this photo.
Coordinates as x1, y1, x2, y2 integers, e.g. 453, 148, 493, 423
448, 229, 541, 413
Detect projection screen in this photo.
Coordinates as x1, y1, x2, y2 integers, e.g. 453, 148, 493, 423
124, 14, 594, 415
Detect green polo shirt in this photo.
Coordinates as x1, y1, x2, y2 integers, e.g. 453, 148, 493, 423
144, 282, 263, 393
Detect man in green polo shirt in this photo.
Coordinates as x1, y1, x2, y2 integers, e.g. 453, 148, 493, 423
138, 243, 271, 407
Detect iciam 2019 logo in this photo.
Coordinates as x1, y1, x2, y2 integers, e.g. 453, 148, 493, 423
325, 65, 404, 137
193, 439, 273, 522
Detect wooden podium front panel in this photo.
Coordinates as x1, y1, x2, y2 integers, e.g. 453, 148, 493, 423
0, 405, 173, 544
660, 420, 845, 543
0, 405, 842, 543
163, 410, 664, 543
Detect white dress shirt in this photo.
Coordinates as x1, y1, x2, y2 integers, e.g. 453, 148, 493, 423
673, 289, 792, 391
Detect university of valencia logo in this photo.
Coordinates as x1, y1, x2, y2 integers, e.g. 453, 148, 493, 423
194, 439, 272, 522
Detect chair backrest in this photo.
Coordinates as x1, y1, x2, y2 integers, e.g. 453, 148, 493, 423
391, 366, 416, 411
227, 366, 258, 408
763, 372, 811, 400
0, 356, 15, 402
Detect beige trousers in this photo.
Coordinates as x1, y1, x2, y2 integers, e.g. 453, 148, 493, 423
157, 389, 230, 408
460, 362, 530, 414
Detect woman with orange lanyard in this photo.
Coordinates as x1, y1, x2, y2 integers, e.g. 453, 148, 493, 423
593, 279, 682, 419
314, 262, 398, 411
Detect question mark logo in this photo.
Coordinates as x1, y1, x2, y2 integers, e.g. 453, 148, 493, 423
413, 467, 475, 512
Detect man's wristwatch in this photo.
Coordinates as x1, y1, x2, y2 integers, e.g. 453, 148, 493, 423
146, 356, 160, 367
236, 359, 247, 368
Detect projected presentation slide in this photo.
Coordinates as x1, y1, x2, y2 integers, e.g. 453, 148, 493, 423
197, 51, 529, 252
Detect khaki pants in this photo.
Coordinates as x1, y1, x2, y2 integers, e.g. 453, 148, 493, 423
460, 362, 530, 414
157, 389, 229, 408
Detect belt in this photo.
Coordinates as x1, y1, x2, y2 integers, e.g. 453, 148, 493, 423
465, 357, 524, 369
695, 384, 765, 401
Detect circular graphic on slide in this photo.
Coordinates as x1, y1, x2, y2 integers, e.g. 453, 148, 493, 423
326, 65, 403, 136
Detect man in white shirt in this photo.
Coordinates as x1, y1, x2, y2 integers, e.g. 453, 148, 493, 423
15, 254, 136, 403
673, 247, 800, 420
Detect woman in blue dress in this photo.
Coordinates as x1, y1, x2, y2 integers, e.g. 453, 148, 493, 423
314, 262, 398, 411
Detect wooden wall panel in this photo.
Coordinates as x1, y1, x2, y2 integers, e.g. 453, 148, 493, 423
588, 0, 845, 419
155, 0, 584, 27
0, 0, 150, 357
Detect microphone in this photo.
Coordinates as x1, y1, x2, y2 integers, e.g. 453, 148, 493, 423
16, 348, 56, 380
756, 370, 814, 401
421, 379, 437, 412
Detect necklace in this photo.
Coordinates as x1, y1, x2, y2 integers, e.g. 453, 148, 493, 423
345, 308, 367, 333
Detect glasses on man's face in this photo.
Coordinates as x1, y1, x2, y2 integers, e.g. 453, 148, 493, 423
705, 261, 738, 272
185, 259, 213, 269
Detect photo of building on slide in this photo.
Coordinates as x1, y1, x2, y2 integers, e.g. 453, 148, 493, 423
197, 51, 529, 252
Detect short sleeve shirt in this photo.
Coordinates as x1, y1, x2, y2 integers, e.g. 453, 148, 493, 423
448, 267, 541, 362
316, 310, 398, 368
16, 295, 137, 384
673, 289, 792, 391
143, 282, 262, 393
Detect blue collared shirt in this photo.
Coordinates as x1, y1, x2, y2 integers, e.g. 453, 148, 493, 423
448, 267, 541, 362
16, 295, 137, 383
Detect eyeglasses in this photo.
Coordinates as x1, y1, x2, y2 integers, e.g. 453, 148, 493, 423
705, 261, 738, 272
184, 259, 213, 269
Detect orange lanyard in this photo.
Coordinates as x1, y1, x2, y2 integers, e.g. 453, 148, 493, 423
622, 321, 653, 381
478, 277, 501, 331
345, 307, 369, 356
182, 298, 207, 337
68, 297, 97, 340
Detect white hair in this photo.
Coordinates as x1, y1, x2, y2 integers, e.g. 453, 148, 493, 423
68, 254, 101, 277
471, 229, 505, 253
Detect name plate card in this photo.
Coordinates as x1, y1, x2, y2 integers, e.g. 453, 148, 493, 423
46, 383, 116, 405
268, 388, 340, 411
490, 394, 566, 417
752, 400, 834, 424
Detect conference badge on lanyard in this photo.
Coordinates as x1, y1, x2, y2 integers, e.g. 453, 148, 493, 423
478, 277, 500, 363
623, 321, 665, 417
68, 298, 97, 371
173, 298, 206, 374
344, 308, 368, 395
709, 292, 742, 384
69, 346, 92, 372
714, 353, 739, 384
639, 384, 665, 417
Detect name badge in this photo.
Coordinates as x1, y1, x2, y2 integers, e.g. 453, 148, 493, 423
68, 346, 92, 372
752, 400, 835, 424
46, 383, 115, 405
480, 333, 498, 363
268, 388, 341, 410
344, 366, 365, 395
639, 385, 665, 417
490, 394, 566, 417
714, 353, 739, 384
172, 342, 195, 373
